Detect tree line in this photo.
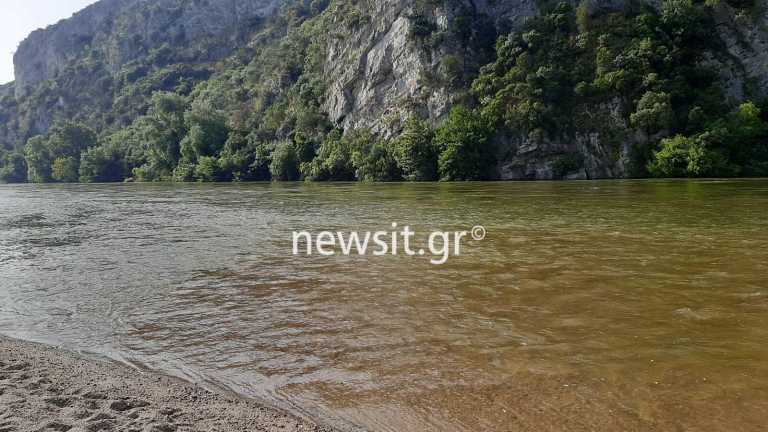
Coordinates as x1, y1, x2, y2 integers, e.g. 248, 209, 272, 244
2, 0, 768, 184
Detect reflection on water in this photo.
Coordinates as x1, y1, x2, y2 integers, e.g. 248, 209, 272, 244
1, 180, 768, 431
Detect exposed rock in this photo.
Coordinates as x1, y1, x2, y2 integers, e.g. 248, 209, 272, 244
4, 0, 768, 179
322, 0, 538, 137
13, 0, 281, 97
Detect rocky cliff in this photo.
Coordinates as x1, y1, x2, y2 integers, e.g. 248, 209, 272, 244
4, 0, 282, 151
13, 0, 281, 97
2, 0, 768, 179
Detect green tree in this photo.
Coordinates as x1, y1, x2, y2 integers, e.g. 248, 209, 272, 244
269, 140, 300, 180
23, 121, 98, 183
724, 102, 768, 175
248, 140, 278, 181
194, 156, 221, 182
79, 144, 128, 183
434, 106, 495, 181
305, 130, 356, 180
46, 121, 98, 159
136, 92, 189, 179
0, 152, 27, 183
24, 136, 52, 183
630, 91, 674, 135
351, 130, 401, 182
51, 157, 80, 182
180, 103, 229, 162
392, 117, 437, 181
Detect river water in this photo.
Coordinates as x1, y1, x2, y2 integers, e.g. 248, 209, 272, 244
1, 180, 767, 431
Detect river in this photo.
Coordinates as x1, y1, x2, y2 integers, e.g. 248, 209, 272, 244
1, 180, 767, 431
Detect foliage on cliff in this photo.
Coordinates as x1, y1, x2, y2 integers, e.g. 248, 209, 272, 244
472, 0, 768, 177
1, 0, 767, 183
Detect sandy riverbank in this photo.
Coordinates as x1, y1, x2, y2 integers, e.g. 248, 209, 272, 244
0, 336, 337, 432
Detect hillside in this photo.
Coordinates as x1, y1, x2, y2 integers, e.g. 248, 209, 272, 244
1, 0, 768, 183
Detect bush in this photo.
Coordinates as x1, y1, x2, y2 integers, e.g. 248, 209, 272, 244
305, 130, 356, 181
434, 106, 495, 181
24, 136, 52, 183
648, 134, 735, 177
79, 145, 128, 183
349, 130, 402, 181
194, 156, 221, 182
630, 91, 674, 134
51, 157, 80, 183
132, 164, 163, 182
393, 117, 437, 181
0, 152, 27, 183
172, 162, 196, 182
269, 140, 300, 180
409, 14, 436, 39
440, 55, 464, 85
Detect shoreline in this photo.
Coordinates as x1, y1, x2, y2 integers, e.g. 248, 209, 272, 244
0, 335, 338, 432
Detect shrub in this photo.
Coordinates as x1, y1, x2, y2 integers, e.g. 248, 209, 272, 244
0, 152, 27, 183
172, 162, 196, 182
79, 145, 128, 183
393, 117, 437, 181
630, 91, 674, 134
269, 140, 300, 180
648, 134, 736, 177
305, 130, 356, 181
349, 130, 402, 181
409, 14, 437, 39
51, 157, 80, 183
194, 156, 221, 182
434, 106, 495, 181
440, 55, 464, 86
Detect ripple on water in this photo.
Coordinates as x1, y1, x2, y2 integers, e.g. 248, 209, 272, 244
1, 181, 768, 431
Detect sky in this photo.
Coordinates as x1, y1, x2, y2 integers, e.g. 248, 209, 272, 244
1, 0, 99, 84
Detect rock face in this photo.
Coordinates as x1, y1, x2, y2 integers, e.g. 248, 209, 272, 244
13, 0, 135, 97
321, 0, 538, 135
13, 0, 281, 97
4, 0, 768, 178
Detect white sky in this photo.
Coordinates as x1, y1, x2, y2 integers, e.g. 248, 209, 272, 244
1, 0, 99, 84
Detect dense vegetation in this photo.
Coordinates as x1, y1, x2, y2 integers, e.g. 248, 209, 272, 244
472, 0, 768, 177
1, 0, 767, 184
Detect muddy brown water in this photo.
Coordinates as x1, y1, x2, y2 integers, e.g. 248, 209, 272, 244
1, 180, 767, 431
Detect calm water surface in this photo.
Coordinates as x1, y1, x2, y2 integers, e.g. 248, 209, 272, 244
1, 180, 767, 431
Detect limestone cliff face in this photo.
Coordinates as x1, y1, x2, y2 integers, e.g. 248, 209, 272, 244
713, 2, 768, 98
321, 0, 538, 135
4, 0, 282, 150
13, 0, 280, 97
315, 0, 768, 179
492, 0, 768, 179
4, 0, 768, 179
13, 0, 136, 97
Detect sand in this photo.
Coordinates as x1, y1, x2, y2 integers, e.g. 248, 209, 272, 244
0, 335, 337, 432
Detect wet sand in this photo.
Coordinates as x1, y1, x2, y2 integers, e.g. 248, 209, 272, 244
0, 335, 336, 432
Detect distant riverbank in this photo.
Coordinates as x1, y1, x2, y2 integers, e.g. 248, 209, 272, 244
0, 335, 335, 432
